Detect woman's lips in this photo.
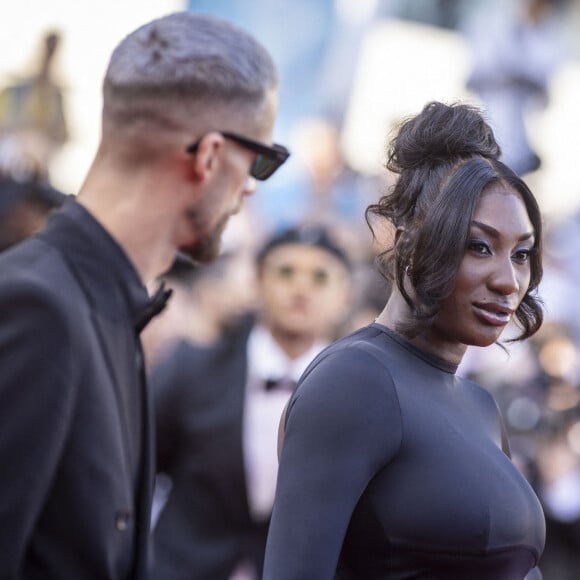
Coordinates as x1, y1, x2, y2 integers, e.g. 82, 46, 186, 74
473, 302, 514, 327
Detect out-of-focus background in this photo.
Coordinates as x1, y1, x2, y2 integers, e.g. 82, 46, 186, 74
3, 0, 580, 217
2, 1, 580, 577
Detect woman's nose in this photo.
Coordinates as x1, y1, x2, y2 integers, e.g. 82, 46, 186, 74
489, 257, 519, 296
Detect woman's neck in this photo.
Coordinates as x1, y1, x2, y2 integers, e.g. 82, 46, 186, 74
375, 290, 467, 367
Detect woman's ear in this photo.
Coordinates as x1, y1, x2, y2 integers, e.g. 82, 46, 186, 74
394, 226, 406, 245
394, 226, 413, 280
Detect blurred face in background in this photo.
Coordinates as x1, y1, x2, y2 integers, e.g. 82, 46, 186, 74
257, 243, 351, 340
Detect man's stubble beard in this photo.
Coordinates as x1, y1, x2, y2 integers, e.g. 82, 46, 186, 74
179, 212, 229, 264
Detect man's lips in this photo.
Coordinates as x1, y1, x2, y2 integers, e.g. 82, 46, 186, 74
473, 302, 515, 327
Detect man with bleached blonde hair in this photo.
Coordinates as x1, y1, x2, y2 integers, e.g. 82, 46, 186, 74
0, 11, 288, 579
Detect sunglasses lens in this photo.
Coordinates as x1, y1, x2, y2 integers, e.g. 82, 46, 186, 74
251, 155, 278, 180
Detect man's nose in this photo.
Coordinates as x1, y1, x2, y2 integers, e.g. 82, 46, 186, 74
242, 176, 257, 196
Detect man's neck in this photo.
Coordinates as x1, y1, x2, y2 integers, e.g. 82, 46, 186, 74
268, 326, 318, 361
76, 187, 175, 286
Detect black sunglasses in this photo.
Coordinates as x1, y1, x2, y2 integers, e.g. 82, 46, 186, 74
185, 131, 290, 181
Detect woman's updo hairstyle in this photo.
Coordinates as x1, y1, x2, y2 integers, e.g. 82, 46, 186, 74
366, 101, 543, 341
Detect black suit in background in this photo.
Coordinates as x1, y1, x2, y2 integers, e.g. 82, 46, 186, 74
152, 315, 270, 580
0, 200, 156, 579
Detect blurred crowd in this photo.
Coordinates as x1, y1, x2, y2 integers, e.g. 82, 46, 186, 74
2, 1, 580, 578
0, 30, 68, 248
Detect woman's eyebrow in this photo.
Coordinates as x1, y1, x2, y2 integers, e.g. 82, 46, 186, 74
471, 220, 534, 242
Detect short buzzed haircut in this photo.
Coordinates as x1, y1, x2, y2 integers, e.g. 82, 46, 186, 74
102, 12, 278, 133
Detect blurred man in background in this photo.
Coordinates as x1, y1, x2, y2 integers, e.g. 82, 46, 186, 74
152, 225, 352, 580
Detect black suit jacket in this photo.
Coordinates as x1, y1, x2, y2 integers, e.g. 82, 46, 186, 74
0, 201, 154, 579
152, 315, 270, 580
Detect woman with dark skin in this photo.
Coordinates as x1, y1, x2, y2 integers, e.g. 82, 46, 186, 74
263, 101, 545, 580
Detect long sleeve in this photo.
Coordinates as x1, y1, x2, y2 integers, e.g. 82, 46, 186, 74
263, 346, 402, 579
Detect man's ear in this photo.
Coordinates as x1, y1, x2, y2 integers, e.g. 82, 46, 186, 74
187, 132, 226, 184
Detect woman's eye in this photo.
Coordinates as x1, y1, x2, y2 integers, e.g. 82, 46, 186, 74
468, 240, 490, 255
513, 249, 531, 264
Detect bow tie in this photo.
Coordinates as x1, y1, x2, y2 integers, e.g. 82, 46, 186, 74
264, 377, 297, 392
135, 282, 173, 333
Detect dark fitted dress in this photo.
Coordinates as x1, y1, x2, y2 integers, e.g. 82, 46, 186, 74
263, 323, 545, 580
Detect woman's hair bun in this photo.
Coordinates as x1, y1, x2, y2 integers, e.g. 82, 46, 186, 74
387, 101, 501, 172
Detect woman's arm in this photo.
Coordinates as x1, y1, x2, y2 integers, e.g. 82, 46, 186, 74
264, 347, 402, 579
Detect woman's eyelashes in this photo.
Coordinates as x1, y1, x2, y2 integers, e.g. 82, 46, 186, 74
467, 239, 491, 256
512, 247, 532, 264
467, 238, 532, 264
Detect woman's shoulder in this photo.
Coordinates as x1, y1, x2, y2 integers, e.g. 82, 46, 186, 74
294, 324, 401, 411
309, 324, 399, 371
284, 324, 404, 460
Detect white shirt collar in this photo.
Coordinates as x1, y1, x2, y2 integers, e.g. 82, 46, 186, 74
246, 324, 327, 384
